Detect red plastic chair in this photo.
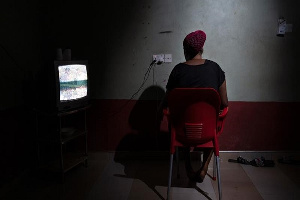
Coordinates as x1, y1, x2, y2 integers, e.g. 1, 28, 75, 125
164, 88, 228, 200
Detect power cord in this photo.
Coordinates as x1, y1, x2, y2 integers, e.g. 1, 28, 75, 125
102, 59, 159, 119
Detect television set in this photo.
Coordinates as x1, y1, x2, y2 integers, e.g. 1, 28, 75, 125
54, 60, 89, 111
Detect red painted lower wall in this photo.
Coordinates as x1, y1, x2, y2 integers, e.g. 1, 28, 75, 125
87, 100, 300, 151
0, 101, 299, 185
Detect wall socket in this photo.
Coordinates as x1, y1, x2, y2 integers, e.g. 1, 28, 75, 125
164, 54, 172, 63
153, 54, 164, 63
152, 54, 172, 63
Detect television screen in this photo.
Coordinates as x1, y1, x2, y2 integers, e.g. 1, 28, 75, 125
58, 64, 88, 101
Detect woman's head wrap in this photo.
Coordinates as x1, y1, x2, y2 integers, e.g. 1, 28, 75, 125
183, 30, 206, 58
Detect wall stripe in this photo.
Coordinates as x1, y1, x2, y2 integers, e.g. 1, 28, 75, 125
87, 100, 300, 151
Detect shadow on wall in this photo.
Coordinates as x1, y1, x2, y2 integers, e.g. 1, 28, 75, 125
112, 86, 210, 199
113, 85, 169, 200
114, 85, 169, 153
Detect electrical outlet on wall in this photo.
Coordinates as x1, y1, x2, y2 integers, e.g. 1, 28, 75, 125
164, 54, 172, 63
153, 54, 164, 63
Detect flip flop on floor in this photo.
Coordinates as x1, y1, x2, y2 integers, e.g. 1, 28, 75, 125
228, 156, 275, 167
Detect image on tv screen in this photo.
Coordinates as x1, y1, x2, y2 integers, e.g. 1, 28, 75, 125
58, 64, 88, 101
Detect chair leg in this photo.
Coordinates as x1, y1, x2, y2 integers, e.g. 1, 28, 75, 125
167, 154, 174, 200
216, 156, 222, 200
213, 154, 216, 180
176, 147, 180, 178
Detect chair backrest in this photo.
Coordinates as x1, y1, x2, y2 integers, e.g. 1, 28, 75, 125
167, 88, 221, 145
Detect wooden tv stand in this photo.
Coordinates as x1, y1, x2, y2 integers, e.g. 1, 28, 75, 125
35, 105, 90, 182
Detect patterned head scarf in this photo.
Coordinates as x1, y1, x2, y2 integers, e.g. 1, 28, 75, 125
183, 30, 206, 59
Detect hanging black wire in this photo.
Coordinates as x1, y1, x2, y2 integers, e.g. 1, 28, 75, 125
101, 60, 157, 119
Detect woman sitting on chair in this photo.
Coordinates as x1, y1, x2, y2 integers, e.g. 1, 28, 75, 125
165, 30, 228, 182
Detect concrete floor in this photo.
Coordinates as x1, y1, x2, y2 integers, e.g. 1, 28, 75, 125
1, 151, 300, 200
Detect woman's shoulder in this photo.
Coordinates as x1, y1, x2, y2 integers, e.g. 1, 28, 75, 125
174, 59, 219, 68
205, 59, 222, 68
205, 59, 218, 65
176, 62, 187, 66
173, 62, 187, 69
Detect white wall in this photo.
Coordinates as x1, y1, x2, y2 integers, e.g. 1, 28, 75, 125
89, 0, 299, 102
1, 0, 299, 110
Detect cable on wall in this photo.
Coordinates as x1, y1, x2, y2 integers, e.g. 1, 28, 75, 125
101, 60, 158, 119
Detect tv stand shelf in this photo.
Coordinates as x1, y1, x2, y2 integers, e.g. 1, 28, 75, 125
35, 105, 90, 182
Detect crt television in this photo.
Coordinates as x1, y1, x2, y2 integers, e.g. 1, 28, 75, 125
54, 60, 89, 111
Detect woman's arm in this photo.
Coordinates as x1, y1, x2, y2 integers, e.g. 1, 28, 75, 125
219, 80, 228, 108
